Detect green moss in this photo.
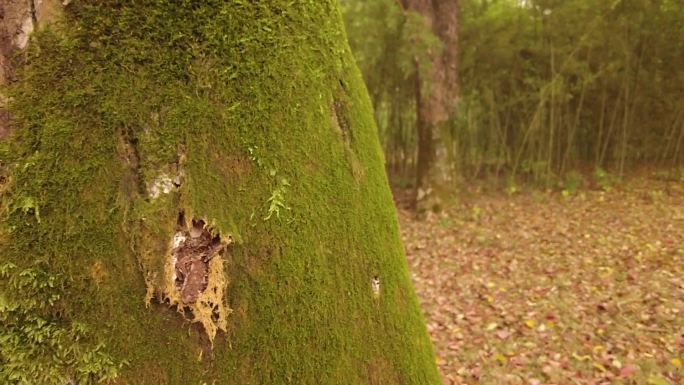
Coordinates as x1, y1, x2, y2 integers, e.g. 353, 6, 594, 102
1, 1, 439, 384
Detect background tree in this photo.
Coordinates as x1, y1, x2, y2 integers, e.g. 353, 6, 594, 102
0, 1, 440, 384
342, 0, 460, 212
400, 0, 459, 213
343, 0, 684, 193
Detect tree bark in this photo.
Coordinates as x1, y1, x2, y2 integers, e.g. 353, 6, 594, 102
0, 0, 30, 140
0, 2, 439, 384
402, 0, 459, 213
0, 0, 63, 140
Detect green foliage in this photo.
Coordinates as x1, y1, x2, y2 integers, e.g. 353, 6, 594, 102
12, 196, 41, 223
264, 178, 290, 221
247, 145, 264, 168
344, 0, 684, 184
457, 0, 684, 181
593, 167, 614, 191
0, 263, 121, 385
506, 177, 520, 196
562, 170, 583, 196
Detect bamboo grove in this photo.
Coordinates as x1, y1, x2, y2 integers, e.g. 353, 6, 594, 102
342, 0, 684, 187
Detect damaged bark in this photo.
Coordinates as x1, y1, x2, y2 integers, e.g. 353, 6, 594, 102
150, 212, 232, 345
173, 218, 223, 305
332, 99, 352, 146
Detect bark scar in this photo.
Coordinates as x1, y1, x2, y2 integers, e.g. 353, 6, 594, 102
172, 219, 223, 305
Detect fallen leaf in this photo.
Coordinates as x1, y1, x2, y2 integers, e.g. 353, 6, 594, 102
495, 353, 507, 364
611, 359, 622, 369
496, 330, 511, 340
572, 353, 591, 361
647, 375, 671, 385
619, 364, 637, 378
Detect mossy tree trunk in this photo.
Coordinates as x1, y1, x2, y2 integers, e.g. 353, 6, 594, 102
0, 1, 440, 384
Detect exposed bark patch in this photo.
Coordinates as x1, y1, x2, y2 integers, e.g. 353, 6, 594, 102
371, 275, 381, 298
148, 174, 181, 198
0, 170, 8, 194
331, 79, 354, 145
90, 260, 107, 286
6, 0, 32, 51
32, 0, 64, 31
118, 128, 145, 198
0, 103, 9, 140
331, 96, 365, 182
160, 212, 232, 345
331, 99, 352, 146
148, 148, 185, 199
218, 155, 251, 178
172, 218, 222, 305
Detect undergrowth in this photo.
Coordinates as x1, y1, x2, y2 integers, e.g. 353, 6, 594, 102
0, 262, 122, 384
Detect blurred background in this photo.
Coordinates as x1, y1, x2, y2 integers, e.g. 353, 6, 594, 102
341, 0, 683, 200
339, 2, 684, 384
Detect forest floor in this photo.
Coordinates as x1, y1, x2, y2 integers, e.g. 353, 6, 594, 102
397, 178, 683, 385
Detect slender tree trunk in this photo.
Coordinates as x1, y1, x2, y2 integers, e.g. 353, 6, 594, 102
562, 76, 587, 174
0, 2, 440, 384
402, 0, 459, 214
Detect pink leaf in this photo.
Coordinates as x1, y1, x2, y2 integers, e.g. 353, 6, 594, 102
496, 330, 511, 340
619, 364, 637, 378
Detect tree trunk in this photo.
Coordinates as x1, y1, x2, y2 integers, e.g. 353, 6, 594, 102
0, 0, 63, 140
0, 0, 29, 140
402, 0, 459, 213
0, 2, 439, 384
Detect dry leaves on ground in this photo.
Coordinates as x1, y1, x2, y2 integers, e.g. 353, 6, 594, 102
399, 179, 683, 385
